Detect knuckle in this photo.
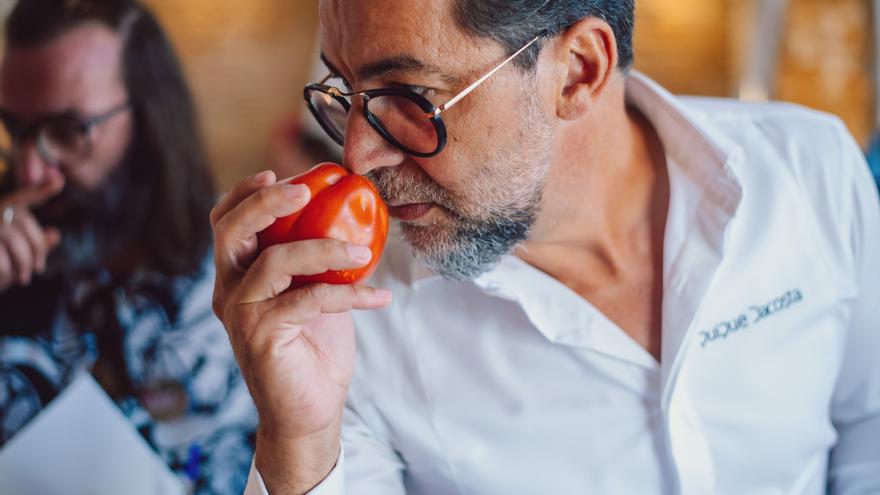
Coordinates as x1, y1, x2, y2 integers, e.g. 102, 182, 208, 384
10, 238, 28, 261
303, 283, 330, 302
209, 205, 221, 229
293, 239, 321, 266
236, 176, 257, 194
292, 284, 329, 313
248, 248, 273, 278
214, 214, 231, 240
322, 238, 346, 258
213, 220, 236, 253
288, 298, 321, 322
211, 290, 226, 321
262, 243, 288, 268
351, 283, 371, 298
253, 186, 278, 210
348, 284, 366, 302
30, 231, 46, 256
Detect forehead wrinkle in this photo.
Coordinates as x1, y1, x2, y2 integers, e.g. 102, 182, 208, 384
356, 54, 463, 86
320, 0, 496, 88
320, 7, 451, 68
320, 50, 464, 88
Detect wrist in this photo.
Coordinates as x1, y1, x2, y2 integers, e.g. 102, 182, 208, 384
255, 420, 341, 495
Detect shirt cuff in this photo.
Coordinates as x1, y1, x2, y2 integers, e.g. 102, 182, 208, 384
244, 444, 344, 495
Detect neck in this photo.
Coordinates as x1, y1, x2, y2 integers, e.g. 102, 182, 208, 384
518, 76, 669, 288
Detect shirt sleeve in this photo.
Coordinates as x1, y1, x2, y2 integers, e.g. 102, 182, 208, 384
827, 123, 880, 494
242, 364, 406, 494
337, 379, 407, 494
244, 445, 345, 495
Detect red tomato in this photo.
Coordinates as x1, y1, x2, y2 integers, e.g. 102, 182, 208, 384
257, 163, 389, 287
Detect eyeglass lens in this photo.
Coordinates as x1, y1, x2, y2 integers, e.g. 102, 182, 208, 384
307, 86, 439, 155
0, 119, 90, 165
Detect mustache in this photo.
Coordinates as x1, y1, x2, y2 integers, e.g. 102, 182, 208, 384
367, 166, 459, 211
35, 182, 97, 228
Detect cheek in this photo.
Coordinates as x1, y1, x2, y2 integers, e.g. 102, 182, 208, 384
443, 99, 539, 181
64, 166, 103, 191
410, 152, 479, 202
424, 114, 509, 193
415, 82, 548, 208
78, 116, 132, 187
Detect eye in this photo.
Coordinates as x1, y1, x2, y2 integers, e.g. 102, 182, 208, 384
396, 83, 433, 98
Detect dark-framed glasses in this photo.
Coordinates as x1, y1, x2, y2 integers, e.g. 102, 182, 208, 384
0, 102, 130, 168
304, 34, 543, 158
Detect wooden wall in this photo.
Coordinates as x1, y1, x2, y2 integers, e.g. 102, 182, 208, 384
0, 1, 876, 187
145, 1, 319, 189
634, 0, 734, 96
634, 0, 875, 147
776, 0, 874, 146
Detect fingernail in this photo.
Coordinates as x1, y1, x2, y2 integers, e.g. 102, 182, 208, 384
374, 288, 392, 301
346, 244, 372, 263
253, 170, 273, 182
283, 184, 309, 199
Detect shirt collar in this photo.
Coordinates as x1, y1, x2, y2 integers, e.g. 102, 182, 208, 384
625, 71, 743, 215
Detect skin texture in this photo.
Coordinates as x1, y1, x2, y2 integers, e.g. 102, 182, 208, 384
0, 23, 133, 291
211, 1, 669, 492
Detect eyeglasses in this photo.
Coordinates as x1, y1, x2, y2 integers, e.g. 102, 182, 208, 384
304, 34, 543, 158
0, 102, 130, 168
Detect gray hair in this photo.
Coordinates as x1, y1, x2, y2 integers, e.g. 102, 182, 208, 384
452, 0, 636, 70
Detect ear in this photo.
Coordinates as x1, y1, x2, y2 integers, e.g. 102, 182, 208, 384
553, 17, 619, 121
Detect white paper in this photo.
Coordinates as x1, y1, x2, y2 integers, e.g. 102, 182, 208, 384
0, 371, 186, 495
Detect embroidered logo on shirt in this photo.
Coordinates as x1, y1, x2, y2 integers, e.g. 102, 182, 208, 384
698, 289, 804, 348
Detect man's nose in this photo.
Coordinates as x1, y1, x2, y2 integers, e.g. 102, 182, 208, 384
342, 98, 406, 176
13, 139, 52, 187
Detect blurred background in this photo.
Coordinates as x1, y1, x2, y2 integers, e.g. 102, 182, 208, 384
0, 0, 875, 190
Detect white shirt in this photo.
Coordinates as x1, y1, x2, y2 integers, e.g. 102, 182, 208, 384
245, 72, 880, 495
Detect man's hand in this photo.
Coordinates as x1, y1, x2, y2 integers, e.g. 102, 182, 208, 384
211, 170, 392, 494
0, 171, 64, 292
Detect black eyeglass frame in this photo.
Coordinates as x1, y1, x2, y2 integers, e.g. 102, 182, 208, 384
303, 33, 543, 159
304, 83, 448, 158
0, 102, 131, 166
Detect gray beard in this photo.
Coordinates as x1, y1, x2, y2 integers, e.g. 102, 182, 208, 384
367, 84, 551, 281
398, 195, 540, 281
368, 153, 546, 282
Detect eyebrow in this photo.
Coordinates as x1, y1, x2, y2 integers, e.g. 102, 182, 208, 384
0, 107, 80, 125
320, 53, 463, 86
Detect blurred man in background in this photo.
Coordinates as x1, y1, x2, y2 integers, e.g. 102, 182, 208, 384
0, 0, 256, 492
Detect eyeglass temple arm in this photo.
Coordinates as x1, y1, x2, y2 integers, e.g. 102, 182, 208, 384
84, 102, 131, 129
435, 34, 542, 116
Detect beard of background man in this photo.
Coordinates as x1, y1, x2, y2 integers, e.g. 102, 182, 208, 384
32, 154, 134, 279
